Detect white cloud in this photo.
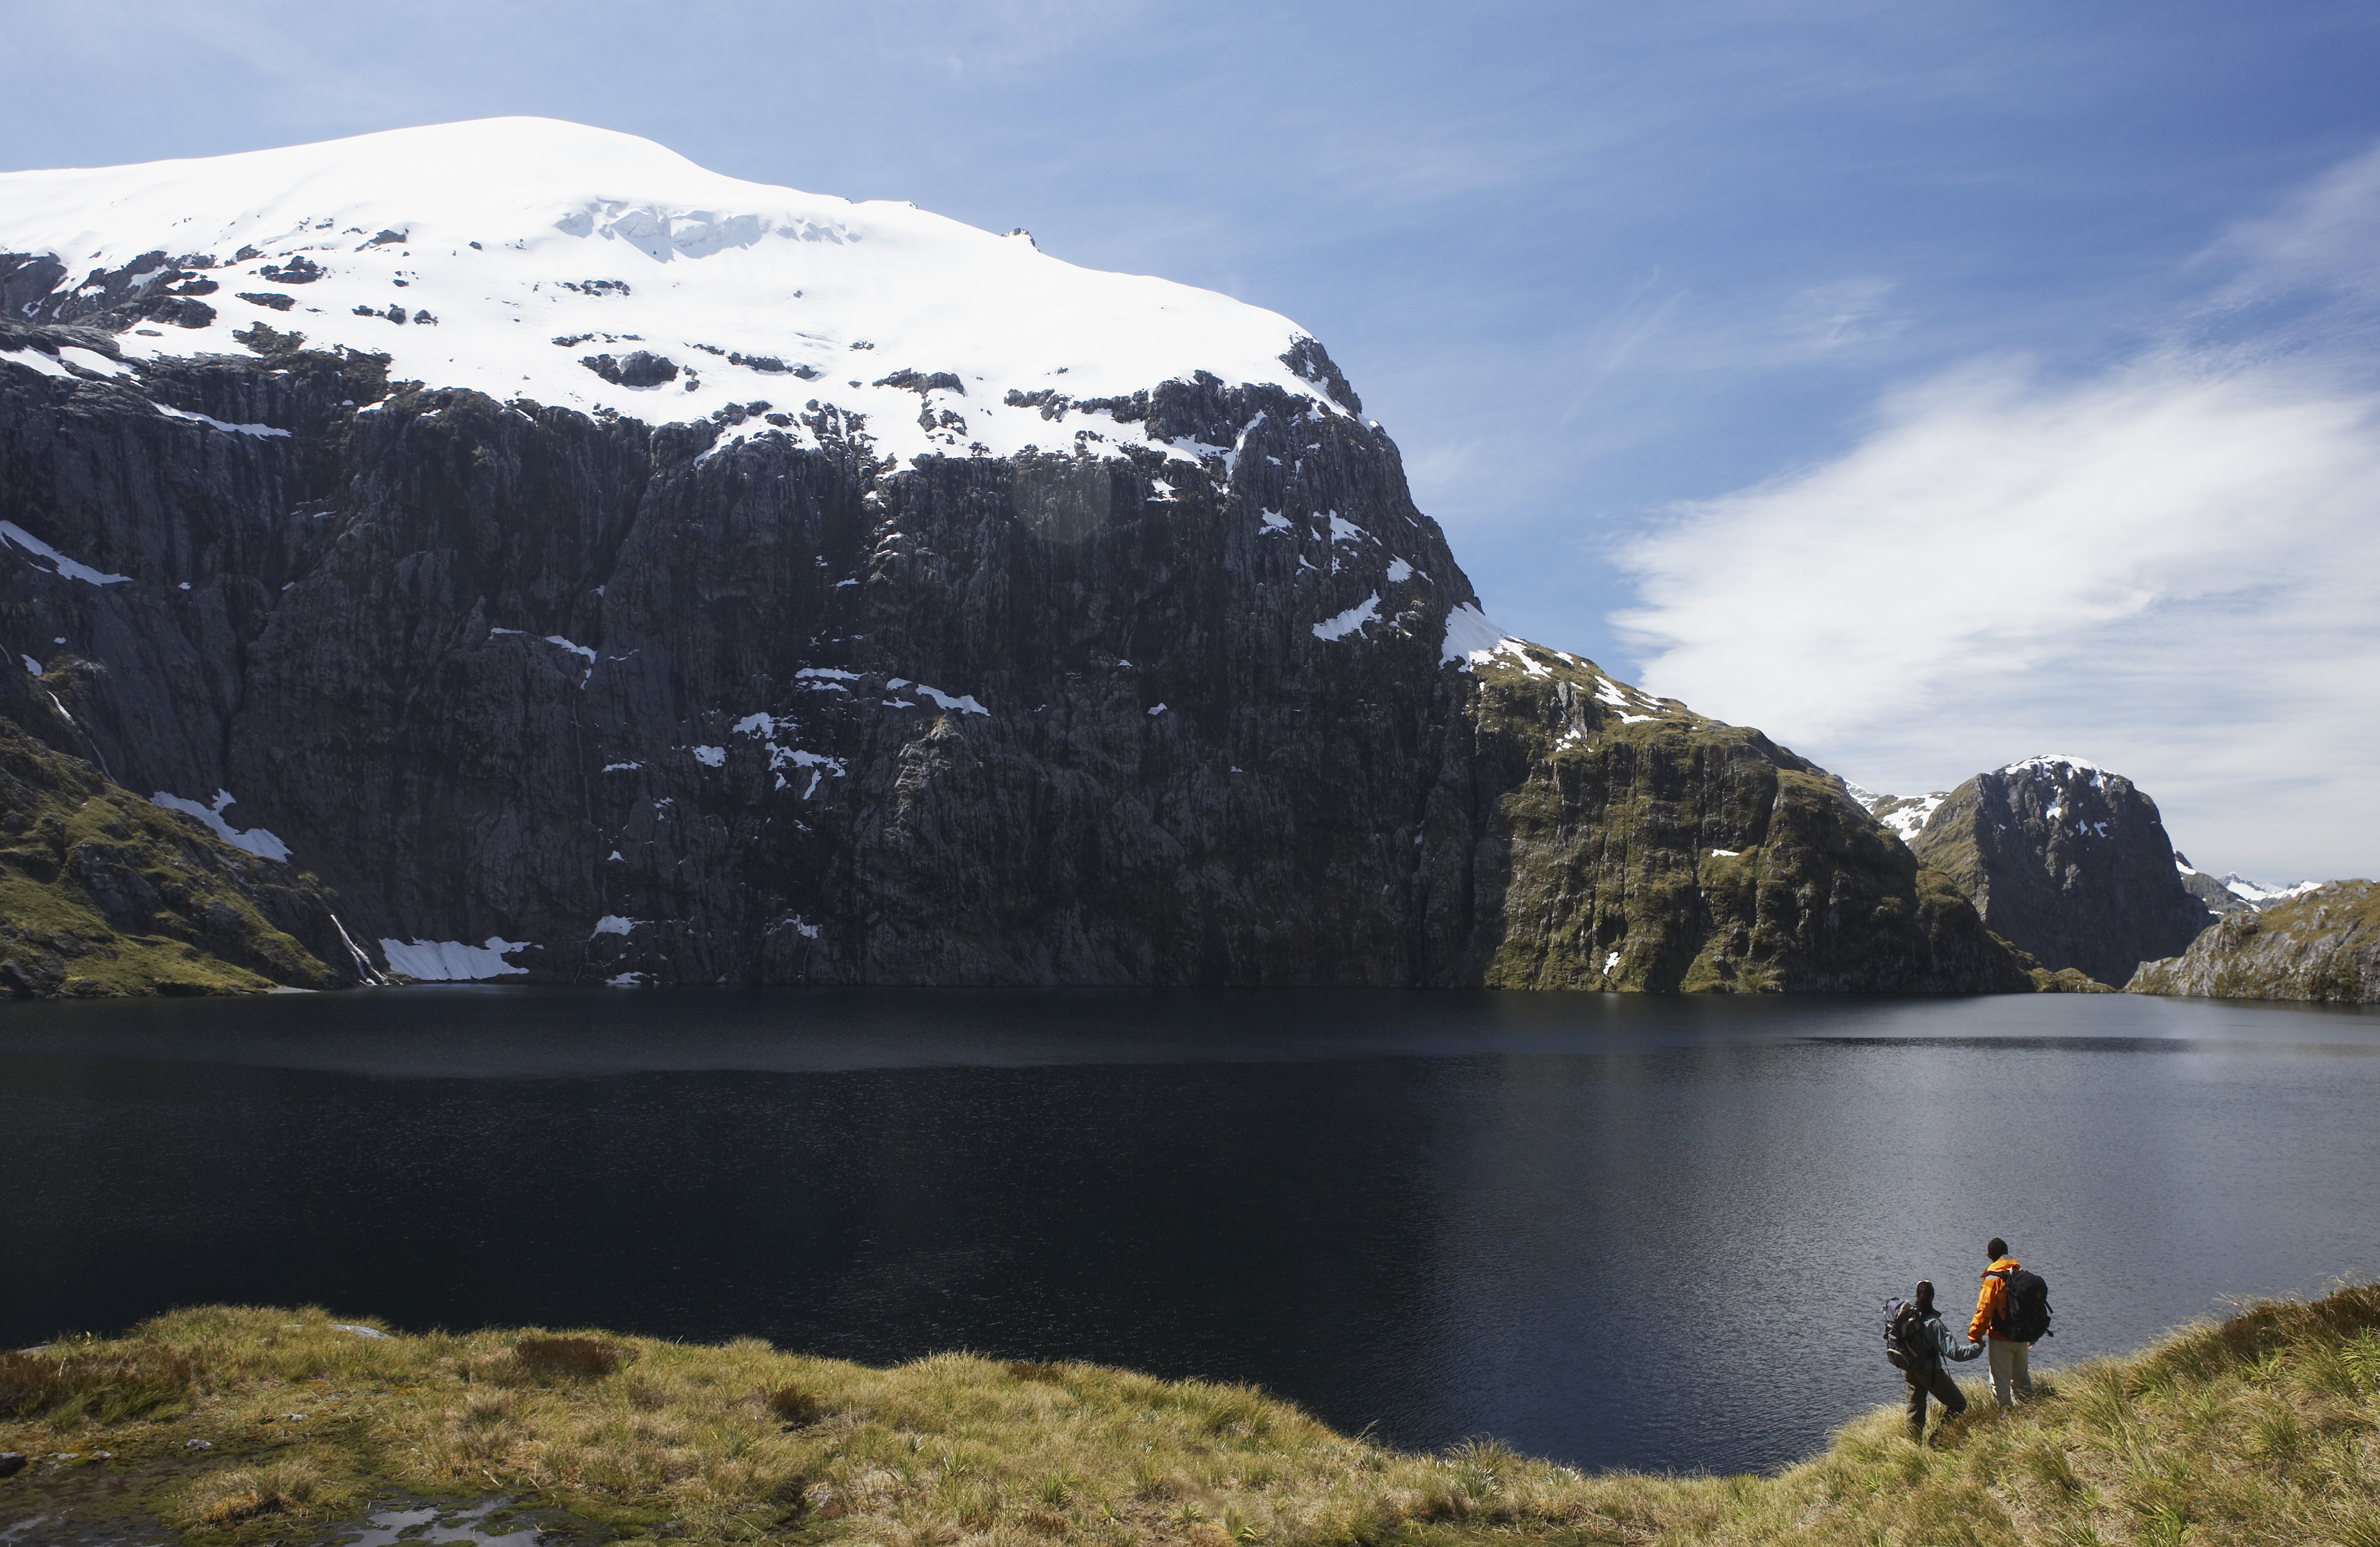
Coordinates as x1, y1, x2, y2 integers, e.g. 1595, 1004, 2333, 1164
1609, 137, 2380, 882
1612, 350, 2380, 882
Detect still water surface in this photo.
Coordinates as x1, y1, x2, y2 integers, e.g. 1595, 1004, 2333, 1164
4, 989, 2377, 1475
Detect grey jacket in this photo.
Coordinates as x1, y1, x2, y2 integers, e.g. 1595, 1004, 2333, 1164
1921, 1310, 1984, 1363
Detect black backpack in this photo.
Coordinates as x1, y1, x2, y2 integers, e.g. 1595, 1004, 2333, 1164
1884, 1299, 1935, 1371
1993, 1268, 2054, 1342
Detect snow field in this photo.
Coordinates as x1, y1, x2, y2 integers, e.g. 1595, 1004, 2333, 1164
0, 117, 1354, 471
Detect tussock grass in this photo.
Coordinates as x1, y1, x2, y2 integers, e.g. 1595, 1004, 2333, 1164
511, 1334, 638, 1382
0, 1339, 198, 1423
3, 1287, 2376, 1546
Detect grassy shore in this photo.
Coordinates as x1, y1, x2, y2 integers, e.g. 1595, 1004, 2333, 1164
3, 1286, 2377, 1546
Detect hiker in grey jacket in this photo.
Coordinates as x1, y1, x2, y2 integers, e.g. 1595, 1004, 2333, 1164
1902, 1279, 1984, 1442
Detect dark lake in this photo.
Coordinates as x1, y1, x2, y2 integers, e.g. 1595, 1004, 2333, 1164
5, 988, 2377, 1476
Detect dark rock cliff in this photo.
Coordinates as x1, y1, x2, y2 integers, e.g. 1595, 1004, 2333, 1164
1909, 757, 2214, 988
0, 319, 2028, 991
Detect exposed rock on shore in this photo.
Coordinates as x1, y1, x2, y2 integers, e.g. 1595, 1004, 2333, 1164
0, 711, 364, 997
2127, 880, 2380, 1003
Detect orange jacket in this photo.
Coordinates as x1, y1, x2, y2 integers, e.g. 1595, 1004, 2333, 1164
1970, 1256, 2023, 1343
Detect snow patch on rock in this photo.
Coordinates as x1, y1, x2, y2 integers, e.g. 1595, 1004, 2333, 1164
380, 936, 533, 980
151, 789, 291, 861
0, 521, 131, 586
1439, 603, 1523, 667
1313, 593, 1379, 641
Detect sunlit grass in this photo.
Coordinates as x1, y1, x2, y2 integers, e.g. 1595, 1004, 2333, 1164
2, 1285, 2375, 1544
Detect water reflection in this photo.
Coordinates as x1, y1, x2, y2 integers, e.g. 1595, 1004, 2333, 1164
3, 990, 2375, 1475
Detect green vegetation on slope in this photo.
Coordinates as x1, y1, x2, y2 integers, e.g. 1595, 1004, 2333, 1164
1450, 643, 2033, 992
2129, 879, 2380, 1003
0, 713, 345, 996
7, 1286, 2374, 1546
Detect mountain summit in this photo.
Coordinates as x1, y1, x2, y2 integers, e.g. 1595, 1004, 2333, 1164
0, 117, 1358, 464
1, 123, 2025, 992
1904, 755, 2214, 987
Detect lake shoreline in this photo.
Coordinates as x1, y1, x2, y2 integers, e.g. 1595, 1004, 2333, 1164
4, 1285, 2377, 1545
10, 990, 2379, 1483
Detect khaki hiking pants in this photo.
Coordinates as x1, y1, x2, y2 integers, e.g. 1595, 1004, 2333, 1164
1904, 1361, 1965, 1440
1988, 1337, 2032, 1408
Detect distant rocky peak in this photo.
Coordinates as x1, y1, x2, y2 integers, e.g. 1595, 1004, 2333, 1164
1986, 753, 2146, 838
1911, 754, 2213, 987
2221, 873, 2324, 907
2175, 852, 2259, 917
2171, 852, 2319, 915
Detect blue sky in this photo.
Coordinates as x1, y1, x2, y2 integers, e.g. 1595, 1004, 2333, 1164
7, 0, 2378, 878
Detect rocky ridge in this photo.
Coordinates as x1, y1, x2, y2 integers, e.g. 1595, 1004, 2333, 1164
0, 123, 2034, 994
2127, 881, 2380, 1003
2173, 854, 2259, 917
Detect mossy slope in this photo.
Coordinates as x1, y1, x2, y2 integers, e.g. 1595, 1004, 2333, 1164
4, 1286, 2377, 1546
0, 711, 352, 996
1435, 642, 2033, 992
2129, 878, 2380, 1002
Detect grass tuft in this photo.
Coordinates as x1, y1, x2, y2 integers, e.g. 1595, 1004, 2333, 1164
511, 1334, 636, 1382
180, 1456, 323, 1528
767, 1380, 823, 1426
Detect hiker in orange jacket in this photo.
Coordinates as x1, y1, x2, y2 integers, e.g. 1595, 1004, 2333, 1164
1969, 1236, 2033, 1408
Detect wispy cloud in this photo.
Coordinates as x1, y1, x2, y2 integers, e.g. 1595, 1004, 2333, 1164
1612, 142, 2380, 881
1776, 277, 1900, 356
2200, 141, 2380, 307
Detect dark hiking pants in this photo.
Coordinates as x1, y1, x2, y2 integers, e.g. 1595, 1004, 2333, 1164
1904, 1361, 1964, 1440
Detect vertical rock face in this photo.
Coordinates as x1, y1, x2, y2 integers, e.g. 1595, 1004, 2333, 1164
0, 322, 2035, 991
2128, 880, 2380, 1002
0, 120, 2036, 993
1909, 756, 2214, 987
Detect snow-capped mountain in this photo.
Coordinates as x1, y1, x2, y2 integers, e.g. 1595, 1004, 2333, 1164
2217, 873, 2323, 907
1866, 752, 2332, 937
0, 121, 2029, 994
0, 118, 1358, 468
